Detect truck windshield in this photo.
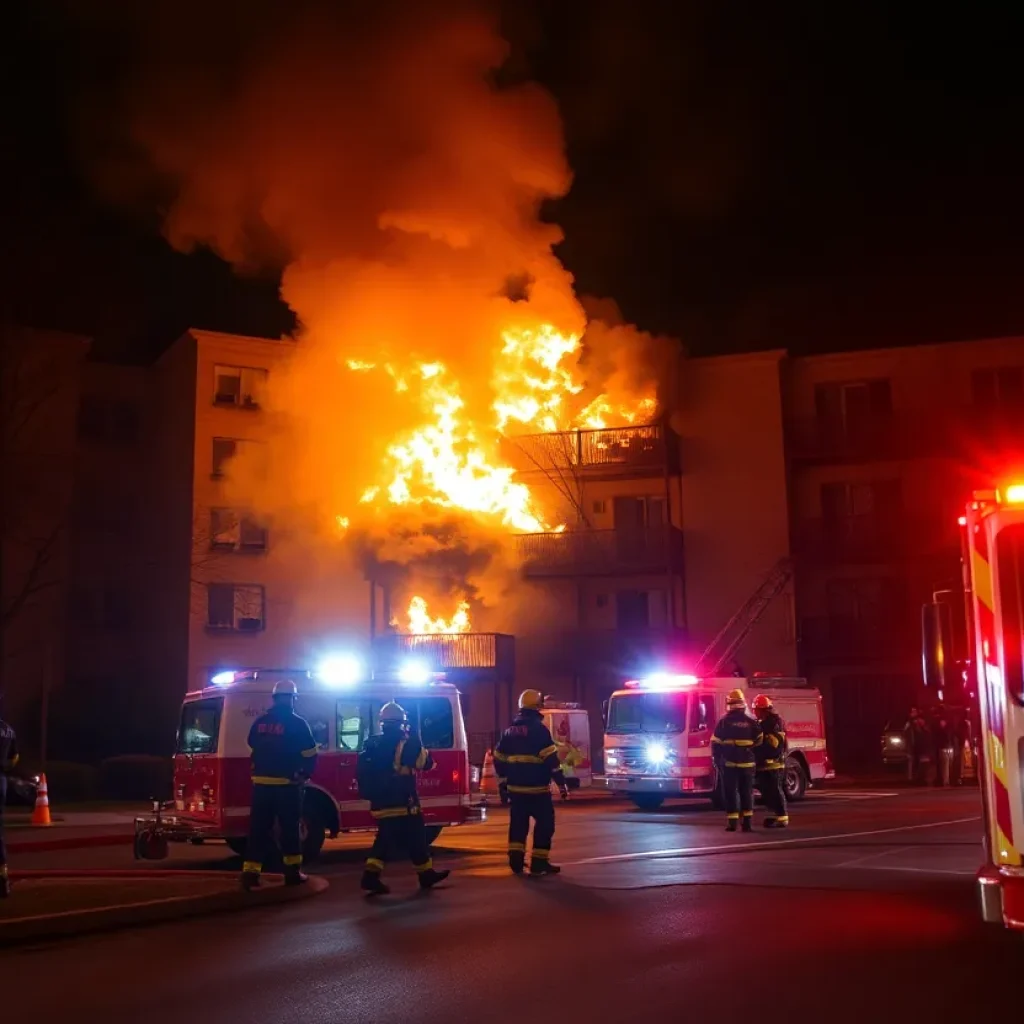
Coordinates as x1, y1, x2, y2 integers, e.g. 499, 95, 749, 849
177, 698, 223, 755
606, 692, 687, 733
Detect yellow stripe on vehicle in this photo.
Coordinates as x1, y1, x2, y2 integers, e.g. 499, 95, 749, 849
371, 806, 420, 819
973, 549, 994, 610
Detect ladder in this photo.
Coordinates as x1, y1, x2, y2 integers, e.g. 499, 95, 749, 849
693, 557, 793, 677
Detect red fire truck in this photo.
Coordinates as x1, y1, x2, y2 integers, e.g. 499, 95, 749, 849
931, 484, 1024, 928
134, 666, 483, 861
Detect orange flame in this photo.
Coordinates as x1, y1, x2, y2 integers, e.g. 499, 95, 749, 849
399, 596, 471, 635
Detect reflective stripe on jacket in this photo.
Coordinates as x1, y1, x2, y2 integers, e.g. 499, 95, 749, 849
494, 709, 565, 794
711, 710, 763, 769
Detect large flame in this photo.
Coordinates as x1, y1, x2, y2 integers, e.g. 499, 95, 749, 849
347, 323, 656, 632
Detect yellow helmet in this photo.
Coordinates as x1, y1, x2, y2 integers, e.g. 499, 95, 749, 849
519, 688, 544, 711
726, 688, 747, 709
379, 701, 408, 724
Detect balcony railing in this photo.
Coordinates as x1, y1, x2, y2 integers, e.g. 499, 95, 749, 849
502, 423, 679, 476
517, 525, 683, 577
798, 616, 914, 663
792, 515, 958, 565
786, 405, 1024, 464
372, 632, 515, 680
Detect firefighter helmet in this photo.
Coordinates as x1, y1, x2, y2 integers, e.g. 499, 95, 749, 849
752, 694, 773, 711
379, 701, 408, 724
519, 688, 544, 710
273, 679, 298, 697
726, 688, 747, 709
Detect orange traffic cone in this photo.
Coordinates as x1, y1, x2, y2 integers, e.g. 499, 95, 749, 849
31, 773, 52, 827
480, 749, 498, 800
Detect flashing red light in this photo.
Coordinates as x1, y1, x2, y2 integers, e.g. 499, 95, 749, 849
451, 770, 460, 783
958, 516, 967, 527
624, 673, 698, 690
1006, 483, 1024, 504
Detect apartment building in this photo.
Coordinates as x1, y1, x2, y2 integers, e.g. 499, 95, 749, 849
782, 336, 1024, 766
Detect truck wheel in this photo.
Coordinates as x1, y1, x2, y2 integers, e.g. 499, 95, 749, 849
785, 757, 808, 802
424, 826, 444, 846
301, 804, 328, 862
630, 794, 665, 811
225, 838, 247, 857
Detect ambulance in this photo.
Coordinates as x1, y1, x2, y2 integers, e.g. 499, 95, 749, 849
541, 702, 593, 789
939, 483, 1024, 929
602, 673, 833, 810
134, 664, 483, 861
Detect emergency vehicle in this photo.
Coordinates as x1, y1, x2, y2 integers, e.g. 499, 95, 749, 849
602, 673, 833, 810
541, 702, 592, 789
134, 665, 483, 861
933, 484, 1024, 929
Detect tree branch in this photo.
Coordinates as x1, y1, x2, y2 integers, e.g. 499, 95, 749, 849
1, 521, 63, 626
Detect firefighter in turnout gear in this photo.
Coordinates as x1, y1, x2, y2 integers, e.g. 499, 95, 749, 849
241, 680, 318, 890
495, 689, 569, 876
712, 689, 763, 832
753, 694, 789, 828
358, 701, 450, 896
0, 716, 19, 898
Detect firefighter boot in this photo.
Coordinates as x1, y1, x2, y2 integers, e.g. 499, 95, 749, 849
360, 871, 390, 896
725, 818, 738, 832
741, 817, 753, 833
765, 816, 789, 829
284, 868, 309, 887
241, 871, 261, 891
529, 855, 561, 876
509, 851, 525, 875
418, 868, 451, 890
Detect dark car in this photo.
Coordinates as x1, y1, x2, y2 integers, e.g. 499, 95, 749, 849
881, 721, 909, 766
5, 774, 39, 807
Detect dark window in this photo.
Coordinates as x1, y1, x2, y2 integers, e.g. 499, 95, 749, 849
212, 438, 237, 478
417, 697, 455, 749
239, 516, 268, 550
214, 365, 267, 408
997, 523, 1024, 703
972, 367, 1024, 408
616, 590, 650, 630
814, 379, 892, 432
177, 697, 223, 755
690, 694, 716, 733
206, 583, 264, 631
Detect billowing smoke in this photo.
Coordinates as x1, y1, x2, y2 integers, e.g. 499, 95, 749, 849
72, 0, 674, 628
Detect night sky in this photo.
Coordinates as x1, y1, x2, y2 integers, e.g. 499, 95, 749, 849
7, 2, 1024, 362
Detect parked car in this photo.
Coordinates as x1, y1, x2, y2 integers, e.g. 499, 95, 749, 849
5, 774, 39, 807
881, 722, 909, 766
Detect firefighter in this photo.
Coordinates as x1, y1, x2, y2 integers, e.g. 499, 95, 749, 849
494, 689, 569, 876
712, 689, 763, 832
241, 679, 318, 890
753, 694, 789, 828
358, 701, 450, 896
0, 714, 19, 898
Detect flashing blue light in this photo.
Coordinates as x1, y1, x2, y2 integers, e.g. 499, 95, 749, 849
397, 660, 432, 685
316, 654, 361, 687
211, 670, 237, 686
646, 741, 669, 765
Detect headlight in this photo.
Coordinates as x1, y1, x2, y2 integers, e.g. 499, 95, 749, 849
646, 742, 669, 765
889, 736, 904, 746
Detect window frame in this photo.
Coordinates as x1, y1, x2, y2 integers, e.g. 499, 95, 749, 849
213, 364, 268, 409
205, 582, 266, 632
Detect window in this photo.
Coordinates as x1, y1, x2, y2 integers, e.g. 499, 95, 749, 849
206, 583, 265, 631
972, 367, 1024, 408
825, 577, 901, 633
814, 379, 892, 431
690, 695, 716, 733
820, 480, 903, 530
177, 697, 223, 755
606, 691, 687, 733
212, 438, 265, 480
996, 524, 1024, 703
212, 438, 237, 478
615, 589, 667, 630
209, 508, 268, 551
214, 365, 267, 409
336, 701, 371, 752
592, 499, 607, 515
416, 697, 455, 749
77, 397, 141, 445
613, 495, 666, 529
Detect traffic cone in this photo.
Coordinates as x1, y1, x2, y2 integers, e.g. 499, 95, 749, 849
31, 773, 52, 827
480, 749, 498, 799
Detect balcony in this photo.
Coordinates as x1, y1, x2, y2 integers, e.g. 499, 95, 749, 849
792, 515, 958, 565
372, 632, 515, 682
798, 616, 915, 664
517, 525, 684, 578
502, 423, 679, 478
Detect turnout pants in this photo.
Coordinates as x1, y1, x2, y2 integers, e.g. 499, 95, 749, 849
363, 810, 434, 877
243, 783, 303, 875
508, 793, 555, 868
722, 766, 755, 824
757, 768, 788, 822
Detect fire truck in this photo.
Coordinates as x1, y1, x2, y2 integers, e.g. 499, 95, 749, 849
924, 484, 1024, 929
134, 665, 484, 861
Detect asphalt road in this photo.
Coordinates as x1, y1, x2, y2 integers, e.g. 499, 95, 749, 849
5, 787, 1020, 1023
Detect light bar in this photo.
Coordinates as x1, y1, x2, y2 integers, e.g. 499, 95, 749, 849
624, 673, 699, 691
211, 670, 237, 686
1005, 483, 1024, 504
397, 660, 432, 685
316, 654, 362, 687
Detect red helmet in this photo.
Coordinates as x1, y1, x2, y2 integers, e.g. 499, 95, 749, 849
752, 694, 773, 711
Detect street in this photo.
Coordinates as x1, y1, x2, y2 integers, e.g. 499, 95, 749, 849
4, 787, 1019, 1022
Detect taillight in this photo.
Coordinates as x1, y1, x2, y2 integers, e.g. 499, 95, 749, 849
451, 770, 460, 784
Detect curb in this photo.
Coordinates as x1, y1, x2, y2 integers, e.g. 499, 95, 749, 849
0, 870, 328, 947
8, 833, 132, 854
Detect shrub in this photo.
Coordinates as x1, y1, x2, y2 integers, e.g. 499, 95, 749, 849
99, 755, 174, 801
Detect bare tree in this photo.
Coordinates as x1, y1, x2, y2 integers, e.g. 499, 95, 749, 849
505, 429, 592, 528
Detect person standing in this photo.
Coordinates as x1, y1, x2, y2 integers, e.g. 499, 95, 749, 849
752, 694, 789, 828
904, 707, 932, 785
241, 679, 318, 890
712, 689, 763, 833
932, 706, 954, 787
358, 701, 450, 895
0, 715, 18, 898
494, 689, 569, 876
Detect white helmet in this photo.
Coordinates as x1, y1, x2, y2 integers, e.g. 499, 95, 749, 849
273, 679, 298, 697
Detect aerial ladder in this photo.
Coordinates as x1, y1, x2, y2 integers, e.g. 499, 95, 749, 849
693, 557, 793, 677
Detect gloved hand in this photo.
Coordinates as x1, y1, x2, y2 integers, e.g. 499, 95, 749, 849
560, 785, 570, 801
